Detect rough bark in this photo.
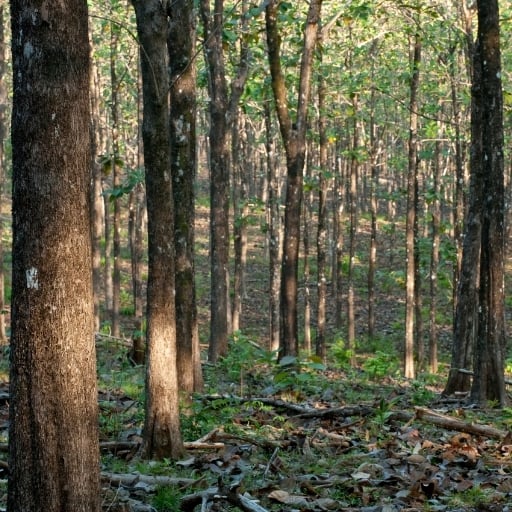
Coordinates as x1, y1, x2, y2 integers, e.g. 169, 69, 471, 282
469, 0, 506, 405
168, 0, 203, 392
8, 0, 100, 508
132, 0, 184, 458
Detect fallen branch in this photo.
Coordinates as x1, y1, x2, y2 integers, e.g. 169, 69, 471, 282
179, 485, 269, 512
413, 407, 507, 440
101, 471, 197, 488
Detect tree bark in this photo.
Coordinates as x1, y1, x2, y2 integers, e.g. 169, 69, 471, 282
199, 0, 249, 362
470, 0, 506, 405
264, 99, 281, 354
132, 0, 184, 458
8, 0, 100, 508
315, 57, 328, 362
404, 29, 421, 379
265, 0, 323, 358
0, 3, 8, 346
169, 0, 203, 393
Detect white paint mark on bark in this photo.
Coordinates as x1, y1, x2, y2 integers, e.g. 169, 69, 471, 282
26, 267, 39, 289
23, 41, 34, 59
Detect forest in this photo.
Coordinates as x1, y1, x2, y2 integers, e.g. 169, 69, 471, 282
1, 0, 512, 510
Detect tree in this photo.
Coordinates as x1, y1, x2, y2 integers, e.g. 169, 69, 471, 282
0, 1, 8, 346
444, 0, 506, 404
265, 0, 323, 358
404, 24, 421, 379
468, 0, 506, 405
169, 0, 203, 393
199, 0, 249, 362
8, 0, 100, 508
132, 0, 184, 458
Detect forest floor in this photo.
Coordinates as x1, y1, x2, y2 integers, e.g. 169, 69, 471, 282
1, 200, 512, 511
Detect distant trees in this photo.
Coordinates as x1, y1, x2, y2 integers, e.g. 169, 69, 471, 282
8, 0, 100, 508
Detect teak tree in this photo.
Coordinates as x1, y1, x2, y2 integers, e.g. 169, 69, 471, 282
132, 0, 184, 458
265, 0, 323, 358
468, 0, 506, 405
445, 0, 506, 404
199, 0, 249, 362
169, 0, 203, 393
8, 0, 101, 509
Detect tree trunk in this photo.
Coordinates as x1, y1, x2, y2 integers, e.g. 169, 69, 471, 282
169, 0, 203, 392
232, 114, 249, 334
199, 0, 249, 362
110, 21, 121, 338
90, 60, 105, 334
404, 29, 421, 379
128, 63, 146, 365
315, 59, 328, 362
132, 0, 184, 459
469, 0, 506, 405
8, 0, 100, 508
265, 100, 281, 354
347, 94, 359, 361
428, 123, 442, 374
265, 0, 323, 358
0, 3, 8, 346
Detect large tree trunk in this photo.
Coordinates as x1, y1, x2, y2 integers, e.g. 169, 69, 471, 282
8, 0, 100, 508
132, 0, 184, 459
470, 0, 506, 405
265, 0, 323, 358
169, 0, 203, 393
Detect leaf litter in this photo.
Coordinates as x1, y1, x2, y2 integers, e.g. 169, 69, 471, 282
2, 354, 512, 511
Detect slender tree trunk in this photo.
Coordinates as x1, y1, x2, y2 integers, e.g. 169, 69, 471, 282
302, 152, 313, 353
232, 114, 249, 334
265, 100, 281, 353
347, 94, 359, 361
231, 3, 250, 335
169, 0, 203, 392
0, 3, 7, 345
368, 115, 381, 341
128, 63, 146, 365
315, 67, 328, 361
404, 30, 421, 379
90, 59, 105, 334
429, 125, 442, 374
333, 148, 345, 331
8, 0, 100, 507
132, 0, 184, 459
110, 21, 121, 338
200, 0, 249, 362
265, 0, 323, 358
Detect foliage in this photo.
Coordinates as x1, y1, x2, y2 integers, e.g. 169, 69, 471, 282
362, 350, 400, 380
152, 486, 181, 512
